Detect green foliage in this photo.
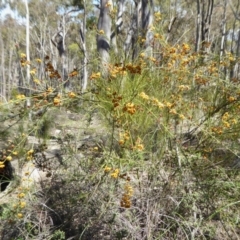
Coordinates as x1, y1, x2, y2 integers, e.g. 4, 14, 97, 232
1, 1, 240, 239
50, 230, 65, 240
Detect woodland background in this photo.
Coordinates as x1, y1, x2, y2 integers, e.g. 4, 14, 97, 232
0, 0, 240, 239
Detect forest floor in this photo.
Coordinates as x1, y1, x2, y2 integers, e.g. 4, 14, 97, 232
0, 106, 240, 240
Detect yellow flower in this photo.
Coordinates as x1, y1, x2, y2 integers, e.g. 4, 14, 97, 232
139, 92, 149, 100
135, 144, 144, 151
228, 96, 236, 102
178, 85, 190, 91
90, 72, 101, 80
35, 58, 42, 63
222, 112, 229, 121
111, 169, 120, 179
33, 79, 41, 85
104, 166, 112, 173
17, 213, 23, 218
231, 118, 237, 124
154, 12, 161, 21
165, 102, 174, 108
46, 87, 53, 93
6, 156, 12, 161
17, 193, 25, 198
12, 151, 18, 156
16, 94, 26, 100
53, 97, 61, 106
105, 1, 112, 7
19, 201, 26, 208
169, 109, 177, 114
0, 164, 5, 168
124, 183, 133, 197
178, 114, 185, 120
20, 53, 26, 58
30, 69, 37, 75
123, 102, 136, 115
68, 92, 76, 98
27, 149, 34, 155
182, 43, 190, 52
223, 121, 230, 128
118, 139, 125, 145
98, 29, 105, 35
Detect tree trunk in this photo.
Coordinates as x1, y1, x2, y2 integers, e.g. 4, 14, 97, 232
51, 15, 69, 89
195, 0, 214, 53
124, 0, 153, 60
111, 0, 126, 54
141, 0, 153, 55
97, 0, 113, 75
79, 0, 88, 92
25, 0, 31, 112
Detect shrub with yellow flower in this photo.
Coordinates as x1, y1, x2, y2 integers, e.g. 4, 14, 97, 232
26, 149, 34, 160
123, 102, 136, 115
110, 169, 120, 179
68, 92, 76, 98
90, 72, 101, 80
53, 95, 61, 106
0, 161, 5, 168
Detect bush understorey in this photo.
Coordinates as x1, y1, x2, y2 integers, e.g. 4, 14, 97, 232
1, 31, 240, 240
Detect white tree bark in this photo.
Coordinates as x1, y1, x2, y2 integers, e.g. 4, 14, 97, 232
79, 0, 88, 92
141, 0, 153, 55
220, 0, 227, 59
195, 0, 214, 53
124, 0, 142, 59
124, 0, 153, 60
111, 0, 126, 54
25, 0, 31, 111
0, 33, 6, 101
97, 0, 113, 73
51, 14, 69, 89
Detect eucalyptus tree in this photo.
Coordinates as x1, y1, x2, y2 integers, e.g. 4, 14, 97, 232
111, 0, 126, 54
0, 7, 26, 100
124, 0, 154, 60
97, 0, 113, 74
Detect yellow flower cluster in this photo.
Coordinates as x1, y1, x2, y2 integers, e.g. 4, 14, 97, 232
110, 168, 120, 179
119, 131, 130, 146
105, 1, 112, 8
154, 12, 161, 21
53, 94, 61, 106
90, 72, 101, 80
120, 183, 133, 208
14, 189, 28, 219
0, 161, 5, 168
104, 166, 120, 178
132, 137, 144, 151
178, 85, 190, 91
98, 29, 105, 35
26, 149, 34, 161
139, 92, 150, 100
35, 58, 42, 63
108, 64, 127, 79
33, 79, 41, 85
139, 92, 165, 109
221, 112, 237, 129
123, 102, 136, 115
16, 94, 26, 100
228, 96, 236, 102
6, 155, 12, 161
68, 92, 76, 98
30, 68, 37, 75
181, 43, 191, 53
